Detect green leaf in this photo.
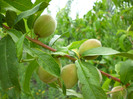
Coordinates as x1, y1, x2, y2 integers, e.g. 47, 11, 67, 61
0, 0, 18, 13
116, 30, 127, 35
128, 31, 133, 37
6, 10, 17, 27
49, 32, 70, 47
0, 41, 12, 90
115, 61, 123, 75
102, 78, 112, 91
14, 2, 49, 25
7, 29, 34, 57
27, 15, 37, 29
119, 34, 127, 51
33, 0, 51, 6
67, 39, 87, 50
120, 60, 133, 84
112, 0, 118, 7
82, 47, 119, 56
14, 19, 26, 33
49, 35, 61, 46
81, 47, 133, 59
6, 10, 26, 33
75, 60, 107, 99
32, 48, 60, 77
118, 52, 133, 60
16, 34, 26, 62
66, 89, 83, 98
0, 14, 4, 26
59, 88, 83, 98
62, 80, 66, 95
0, 35, 21, 92
7, 29, 23, 42
51, 51, 68, 56
23, 60, 38, 95
4, 0, 33, 11
127, 86, 133, 99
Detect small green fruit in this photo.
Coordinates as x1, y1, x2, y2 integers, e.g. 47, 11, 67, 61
111, 86, 127, 99
79, 39, 102, 60
37, 66, 57, 83
37, 58, 61, 83
61, 64, 78, 89
34, 14, 56, 38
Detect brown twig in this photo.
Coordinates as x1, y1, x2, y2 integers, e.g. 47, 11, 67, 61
26, 36, 57, 52
26, 36, 76, 61
100, 70, 121, 82
2, 24, 126, 84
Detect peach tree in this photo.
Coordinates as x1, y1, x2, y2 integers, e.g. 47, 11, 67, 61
0, 0, 133, 99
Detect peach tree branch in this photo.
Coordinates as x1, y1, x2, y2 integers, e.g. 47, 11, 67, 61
2, 24, 125, 84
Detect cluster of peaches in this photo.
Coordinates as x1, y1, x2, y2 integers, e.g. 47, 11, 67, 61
33, 14, 127, 99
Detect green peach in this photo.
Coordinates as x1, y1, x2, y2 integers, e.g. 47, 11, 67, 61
37, 66, 57, 83
34, 14, 56, 38
79, 39, 102, 60
37, 58, 61, 83
61, 64, 78, 89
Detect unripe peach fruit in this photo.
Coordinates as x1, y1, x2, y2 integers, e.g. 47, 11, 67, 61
37, 66, 57, 83
37, 58, 61, 83
79, 39, 102, 60
34, 14, 56, 38
61, 64, 78, 89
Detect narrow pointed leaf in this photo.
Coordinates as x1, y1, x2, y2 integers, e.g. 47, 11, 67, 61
7, 29, 34, 57
4, 0, 33, 11
66, 89, 83, 98
49, 35, 61, 46
7, 29, 23, 42
82, 47, 133, 59
14, 2, 49, 25
67, 39, 87, 50
6, 10, 17, 27
120, 60, 133, 84
33, 0, 51, 6
6, 10, 26, 33
0, 35, 21, 92
16, 34, 26, 62
0, 37, 12, 90
119, 34, 127, 51
23, 60, 38, 94
102, 78, 112, 91
32, 48, 60, 77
